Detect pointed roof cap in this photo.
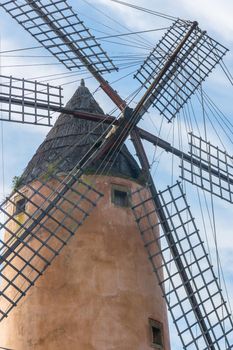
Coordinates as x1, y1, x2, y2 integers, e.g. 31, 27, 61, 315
20, 81, 142, 184
64, 79, 105, 115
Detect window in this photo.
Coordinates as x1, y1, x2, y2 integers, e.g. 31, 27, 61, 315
149, 319, 163, 349
15, 198, 26, 215
111, 185, 130, 207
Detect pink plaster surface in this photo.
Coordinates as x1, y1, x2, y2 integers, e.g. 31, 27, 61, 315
0, 175, 170, 350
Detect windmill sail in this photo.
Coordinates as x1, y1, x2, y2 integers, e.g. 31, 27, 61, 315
132, 181, 233, 349
0, 80, 141, 322
181, 133, 233, 204
1, 2, 232, 348
1, 0, 117, 73
0, 85, 109, 320
0, 75, 62, 126
134, 19, 228, 122
0, 157, 103, 321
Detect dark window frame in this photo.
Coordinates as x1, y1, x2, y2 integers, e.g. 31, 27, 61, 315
111, 185, 131, 208
149, 319, 164, 349
14, 197, 26, 215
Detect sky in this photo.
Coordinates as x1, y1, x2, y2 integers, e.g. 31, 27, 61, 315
0, 0, 233, 348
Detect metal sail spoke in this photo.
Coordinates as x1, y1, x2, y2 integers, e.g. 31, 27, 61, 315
134, 19, 228, 122
0, 139, 103, 321
0, 75, 63, 126
0, 0, 117, 73
132, 182, 233, 350
181, 133, 233, 204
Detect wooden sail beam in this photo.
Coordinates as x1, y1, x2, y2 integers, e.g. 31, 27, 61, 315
0, 4, 221, 346
57, 110, 233, 189
26, 0, 127, 111
1, 91, 231, 193
84, 22, 199, 162
129, 133, 216, 350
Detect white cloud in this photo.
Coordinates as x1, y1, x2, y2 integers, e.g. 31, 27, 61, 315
177, 0, 233, 42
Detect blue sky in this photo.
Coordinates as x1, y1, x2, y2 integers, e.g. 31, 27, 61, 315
0, 0, 233, 348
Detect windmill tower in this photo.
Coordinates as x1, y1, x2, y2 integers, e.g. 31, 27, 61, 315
0, 81, 171, 350
0, 1, 233, 350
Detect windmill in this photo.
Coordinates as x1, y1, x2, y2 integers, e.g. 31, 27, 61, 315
0, 0, 232, 349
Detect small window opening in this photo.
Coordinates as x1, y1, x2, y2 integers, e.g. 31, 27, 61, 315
112, 186, 130, 207
113, 190, 128, 207
149, 319, 163, 349
15, 198, 26, 215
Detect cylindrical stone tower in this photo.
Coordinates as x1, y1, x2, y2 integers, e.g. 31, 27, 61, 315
0, 82, 170, 350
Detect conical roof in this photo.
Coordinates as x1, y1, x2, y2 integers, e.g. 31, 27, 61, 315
21, 81, 142, 184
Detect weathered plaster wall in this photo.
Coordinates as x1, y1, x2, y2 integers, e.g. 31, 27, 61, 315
0, 175, 170, 350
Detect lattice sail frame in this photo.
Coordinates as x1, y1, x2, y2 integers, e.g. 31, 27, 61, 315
1, 0, 117, 73
134, 19, 228, 122
132, 182, 233, 350
0, 75, 63, 126
181, 133, 233, 204
0, 3, 232, 348
0, 130, 103, 321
